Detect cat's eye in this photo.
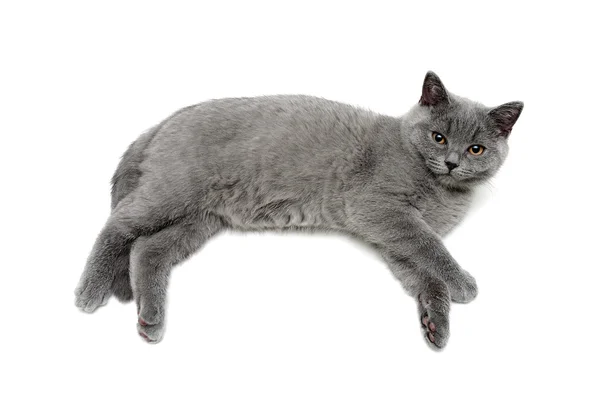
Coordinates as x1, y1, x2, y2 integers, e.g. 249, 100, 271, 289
432, 132, 446, 144
468, 145, 485, 155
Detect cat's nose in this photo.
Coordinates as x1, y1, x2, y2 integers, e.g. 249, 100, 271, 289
445, 161, 458, 171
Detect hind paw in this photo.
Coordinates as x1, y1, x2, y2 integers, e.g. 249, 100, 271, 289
137, 317, 165, 343
74, 276, 111, 313
136, 299, 165, 343
75, 287, 110, 313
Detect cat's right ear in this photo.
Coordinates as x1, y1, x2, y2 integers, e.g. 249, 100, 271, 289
419, 71, 449, 107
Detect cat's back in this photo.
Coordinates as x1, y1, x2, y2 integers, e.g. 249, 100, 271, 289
140, 95, 380, 180
163, 94, 374, 134
192, 95, 377, 148
141, 95, 378, 169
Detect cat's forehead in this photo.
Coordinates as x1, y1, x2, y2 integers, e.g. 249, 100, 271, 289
433, 100, 492, 141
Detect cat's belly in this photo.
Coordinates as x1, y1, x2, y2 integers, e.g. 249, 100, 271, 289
204, 177, 338, 231
223, 199, 328, 230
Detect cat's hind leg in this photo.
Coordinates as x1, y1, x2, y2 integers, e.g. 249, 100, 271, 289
130, 213, 224, 343
75, 197, 162, 312
110, 244, 134, 302
108, 130, 157, 302
75, 216, 136, 312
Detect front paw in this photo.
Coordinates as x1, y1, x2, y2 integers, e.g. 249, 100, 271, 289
418, 292, 450, 350
447, 270, 478, 304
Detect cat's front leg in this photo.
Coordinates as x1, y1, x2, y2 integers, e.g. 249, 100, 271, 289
381, 251, 453, 350
349, 205, 479, 349
351, 205, 478, 304
406, 213, 478, 304
406, 225, 478, 305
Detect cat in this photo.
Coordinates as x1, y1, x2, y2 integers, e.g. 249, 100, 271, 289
75, 72, 523, 349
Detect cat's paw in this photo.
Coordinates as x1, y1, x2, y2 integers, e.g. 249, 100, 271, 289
137, 317, 165, 344
446, 270, 478, 304
136, 298, 165, 343
74, 273, 111, 313
418, 293, 450, 350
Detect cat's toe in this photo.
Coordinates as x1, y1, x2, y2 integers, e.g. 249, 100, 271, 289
75, 291, 110, 313
137, 320, 165, 343
421, 312, 448, 350
74, 279, 111, 313
448, 271, 478, 304
427, 332, 436, 343
418, 295, 450, 350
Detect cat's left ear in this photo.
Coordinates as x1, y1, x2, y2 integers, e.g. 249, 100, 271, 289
488, 101, 524, 137
419, 71, 449, 107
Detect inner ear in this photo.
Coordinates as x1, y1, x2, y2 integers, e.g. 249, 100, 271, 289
488, 101, 524, 136
419, 71, 449, 107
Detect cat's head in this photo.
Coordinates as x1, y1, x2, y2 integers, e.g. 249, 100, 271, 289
404, 71, 523, 189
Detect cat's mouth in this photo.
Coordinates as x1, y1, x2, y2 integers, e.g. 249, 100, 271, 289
425, 159, 455, 178
437, 169, 485, 189
425, 159, 480, 188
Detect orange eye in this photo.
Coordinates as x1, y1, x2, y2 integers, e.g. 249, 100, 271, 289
468, 145, 485, 155
432, 132, 446, 144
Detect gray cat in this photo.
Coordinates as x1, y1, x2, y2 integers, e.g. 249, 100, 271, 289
75, 72, 523, 349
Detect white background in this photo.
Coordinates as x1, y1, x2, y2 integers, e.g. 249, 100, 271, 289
1, 1, 598, 399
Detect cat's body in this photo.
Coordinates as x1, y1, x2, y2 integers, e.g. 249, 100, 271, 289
76, 72, 523, 349
115, 96, 468, 234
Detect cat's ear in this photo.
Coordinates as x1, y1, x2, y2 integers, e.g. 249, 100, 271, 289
419, 71, 449, 107
488, 101, 524, 137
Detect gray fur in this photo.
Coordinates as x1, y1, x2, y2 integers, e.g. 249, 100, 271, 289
75, 72, 523, 349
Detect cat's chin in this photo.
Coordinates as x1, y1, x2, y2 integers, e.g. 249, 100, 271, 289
435, 174, 477, 191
